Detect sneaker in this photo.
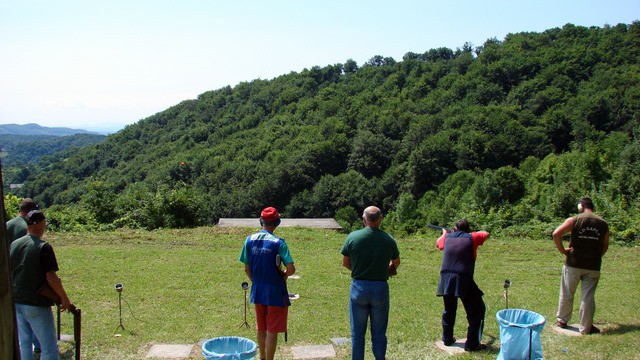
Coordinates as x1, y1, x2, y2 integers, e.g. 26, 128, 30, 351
443, 338, 456, 346
556, 321, 568, 329
588, 325, 601, 334
464, 344, 487, 352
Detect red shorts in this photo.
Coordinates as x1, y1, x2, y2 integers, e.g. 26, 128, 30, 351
255, 304, 288, 333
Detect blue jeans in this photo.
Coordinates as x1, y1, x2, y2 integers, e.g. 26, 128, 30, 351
15, 303, 59, 360
349, 280, 389, 360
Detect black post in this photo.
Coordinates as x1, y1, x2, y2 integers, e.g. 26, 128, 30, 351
528, 328, 533, 360
57, 305, 61, 339
117, 292, 125, 330
239, 284, 249, 328
73, 308, 81, 360
505, 288, 509, 309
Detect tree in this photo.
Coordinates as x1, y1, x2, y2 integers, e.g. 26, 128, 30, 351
347, 130, 397, 178
344, 59, 358, 74
81, 179, 117, 224
472, 167, 525, 211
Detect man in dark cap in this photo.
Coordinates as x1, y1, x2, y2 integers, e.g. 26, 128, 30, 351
553, 196, 609, 335
435, 219, 490, 352
239, 207, 295, 360
10, 210, 73, 360
5, 198, 45, 356
5, 198, 39, 247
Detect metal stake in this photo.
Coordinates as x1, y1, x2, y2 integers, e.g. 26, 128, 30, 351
239, 282, 250, 328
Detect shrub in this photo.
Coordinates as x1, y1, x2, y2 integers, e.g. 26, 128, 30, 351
334, 206, 360, 233
45, 204, 106, 232
3, 193, 21, 219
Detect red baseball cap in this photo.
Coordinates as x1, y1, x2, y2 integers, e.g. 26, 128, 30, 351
260, 207, 280, 221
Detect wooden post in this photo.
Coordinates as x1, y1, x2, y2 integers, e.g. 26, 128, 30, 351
0, 158, 20, 359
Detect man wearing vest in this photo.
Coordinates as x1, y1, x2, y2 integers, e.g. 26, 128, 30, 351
341, 206, 400, 360
436, 219, 489, 352
553, 197, 609, 335
239, 207, 295, 360
6, 198, 44, 356
10, 210, 73, 360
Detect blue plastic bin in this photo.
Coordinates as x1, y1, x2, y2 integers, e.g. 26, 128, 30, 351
496, 309, 546, 360
202, 336, 258, 360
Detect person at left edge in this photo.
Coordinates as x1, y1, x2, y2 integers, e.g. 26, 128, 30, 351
10, 210, 73, 360
5, 198, 38, 247
239, 207, 295, 360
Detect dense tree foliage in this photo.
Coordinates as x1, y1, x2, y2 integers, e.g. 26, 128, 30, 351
6, 23, 640, 242
0, 134, 106, 165
1, 134, 106, 187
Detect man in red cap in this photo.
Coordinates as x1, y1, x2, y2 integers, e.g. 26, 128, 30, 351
239, 207, 295, 360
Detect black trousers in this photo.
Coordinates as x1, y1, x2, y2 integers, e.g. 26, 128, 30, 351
441, 293, 486, 348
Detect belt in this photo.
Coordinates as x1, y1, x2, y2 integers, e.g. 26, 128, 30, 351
353, 278, 387, 282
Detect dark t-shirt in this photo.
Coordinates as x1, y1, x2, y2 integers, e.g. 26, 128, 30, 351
10, 235, 59, 306
6, 216, 28, 246
40, 243, 59, 273
567, 212, 609, 271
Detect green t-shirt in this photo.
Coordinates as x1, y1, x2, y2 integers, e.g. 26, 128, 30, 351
6, 216, 28, 247
341, 227, 399, 281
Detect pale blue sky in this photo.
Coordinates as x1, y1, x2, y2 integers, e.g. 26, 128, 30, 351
1, 1, 638, 133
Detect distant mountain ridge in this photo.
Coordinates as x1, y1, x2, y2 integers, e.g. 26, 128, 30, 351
0, 123, 100, 136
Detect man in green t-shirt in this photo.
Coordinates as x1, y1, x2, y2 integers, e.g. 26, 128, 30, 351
341, 206, 400, 360
5, 198, 38, 247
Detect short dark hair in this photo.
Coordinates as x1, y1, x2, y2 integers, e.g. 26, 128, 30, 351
579, 197, 594, 210
19, 198, 38, 213
259, 218, 281, 228
454, 219, 471, 233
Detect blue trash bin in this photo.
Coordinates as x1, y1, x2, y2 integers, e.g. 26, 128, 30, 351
496, 309, 546, 360
202, 336, 258, 360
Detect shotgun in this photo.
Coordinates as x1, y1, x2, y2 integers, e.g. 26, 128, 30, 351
427, 224, 452, 232
39, 283, 81, 360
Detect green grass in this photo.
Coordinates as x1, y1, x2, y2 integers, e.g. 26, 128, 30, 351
48, 227, 640, 359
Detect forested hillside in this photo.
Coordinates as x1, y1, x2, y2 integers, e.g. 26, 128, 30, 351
12, 23, 640, 241
0, 134, 106, 165
1, 134, 106, 187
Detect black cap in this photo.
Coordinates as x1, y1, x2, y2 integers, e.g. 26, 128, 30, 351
26, 210, 46, 225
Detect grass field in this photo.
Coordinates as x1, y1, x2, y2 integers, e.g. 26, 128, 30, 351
48, 226, 640, 360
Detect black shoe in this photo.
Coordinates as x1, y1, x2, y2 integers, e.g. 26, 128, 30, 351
557, 321, 568, 329
588, 325, 601, 334
464, 344, 487, 352
443, 338, 456, 346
